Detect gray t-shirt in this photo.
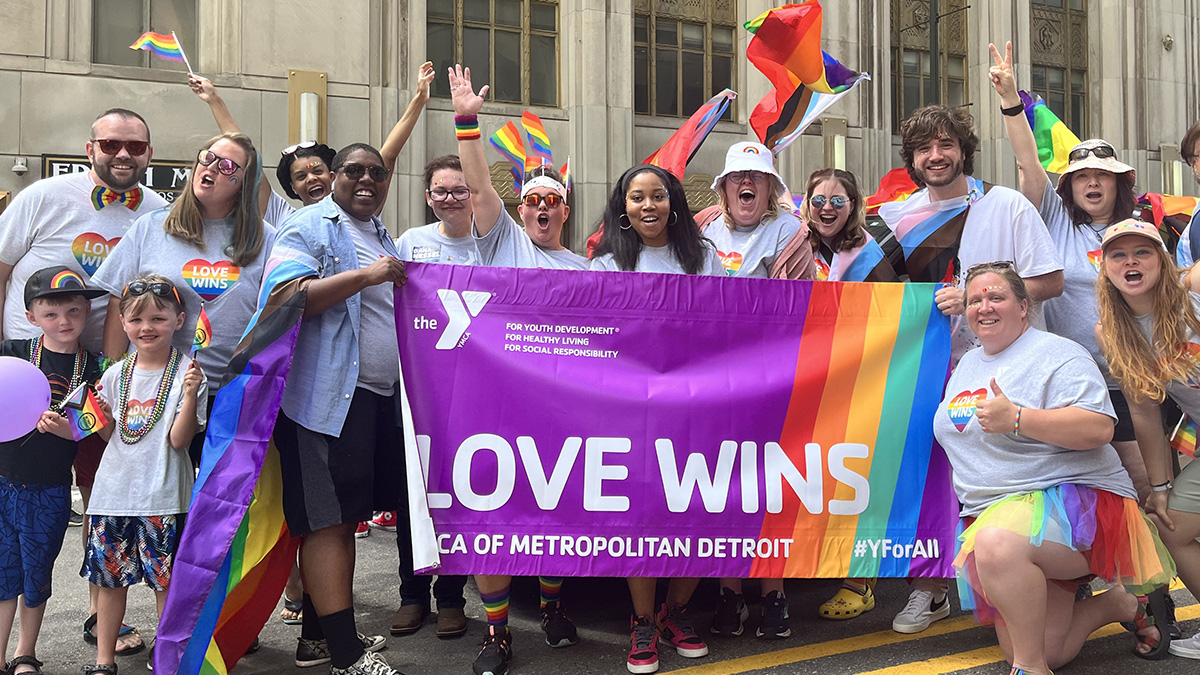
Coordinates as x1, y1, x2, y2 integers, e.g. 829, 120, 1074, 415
341, 207, 400, 395
933, 328, 1135, 516
1134, 292, 1200, 418
395, 222, 481, 265
701, 210, 802, 278
590, 243, 726, 276
474, 210, 588, 270
89, 208, 275, 390
1036, 178, 1112, 382
264, 190, 298, 228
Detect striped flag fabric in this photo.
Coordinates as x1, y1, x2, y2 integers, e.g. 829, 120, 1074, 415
559, 157, 572, 193
521, 111, 553, 174
865, 168, 920, 215
1018, 90, 1082, 174
489, 121, 526, 189
59, 383, 110, 441
644, 89, 737, 179
192, 304, 212, 353
1172, 414, 1197, 459
129, 31, 186, 61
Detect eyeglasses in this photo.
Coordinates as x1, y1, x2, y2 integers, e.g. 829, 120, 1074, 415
339, 163, 390, 182
965, 260, 1016, 276
1068, 144, 1117, 163
122, 281, 183, 306
522, 193, 564, 209
281, 141, 317, 157
92, 139, 149, 157
809, 195, 848, 210
197, 149, 242, 175
428, 187, 471, 202
726, 171, 767, 184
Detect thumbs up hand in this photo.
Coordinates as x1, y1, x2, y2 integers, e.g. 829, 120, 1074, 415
976, 377, 1019, 434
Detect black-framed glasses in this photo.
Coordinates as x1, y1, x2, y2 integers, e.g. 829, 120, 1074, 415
281, 140, 317, 157
427, 187, 471, 202
1068, 144, 1116, 163
965, 260, 1016, 276
522, 193, 564, 209
93, 139, 149, 157
122, 281, 183, 306
197, 149, 242, 175
810, 195, 848, 210
339, 163, 389, 182
726, 170, 768, 184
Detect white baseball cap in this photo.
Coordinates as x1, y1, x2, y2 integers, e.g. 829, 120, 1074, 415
711, 142, 787, 192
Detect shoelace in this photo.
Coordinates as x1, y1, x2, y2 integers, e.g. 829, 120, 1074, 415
901, 590, 934, 615
632, 622, 657, 651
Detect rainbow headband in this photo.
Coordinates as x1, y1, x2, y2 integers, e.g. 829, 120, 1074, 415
520, 175, 566, 199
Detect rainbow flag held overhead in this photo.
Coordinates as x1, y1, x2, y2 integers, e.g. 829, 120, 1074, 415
489, 122, 526, 189
59, 383, 110, 442
1018, 90, 1081, 174
644, 89, 737, 179
521, 111, 553, 175
129, 31, 186, 61
1172, 415, 1197, 459
193, 304, 212, 353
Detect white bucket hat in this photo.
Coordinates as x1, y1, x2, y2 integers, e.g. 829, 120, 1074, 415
1057, 139, 1135, 188
711, 142, 788, 192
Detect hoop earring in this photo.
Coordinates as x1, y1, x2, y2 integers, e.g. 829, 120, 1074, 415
619, 214, 633, 230
668, 211, 679, 226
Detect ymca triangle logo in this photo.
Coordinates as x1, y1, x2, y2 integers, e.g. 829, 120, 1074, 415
436, 289, 491, 350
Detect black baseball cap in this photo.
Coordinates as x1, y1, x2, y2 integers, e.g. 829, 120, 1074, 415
24, 266, 107, 309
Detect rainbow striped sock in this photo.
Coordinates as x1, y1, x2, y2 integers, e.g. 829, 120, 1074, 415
539, 576, 563, 608
480, 588, 511, 629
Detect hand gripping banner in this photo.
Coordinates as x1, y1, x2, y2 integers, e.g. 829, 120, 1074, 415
397, 264, 957, 579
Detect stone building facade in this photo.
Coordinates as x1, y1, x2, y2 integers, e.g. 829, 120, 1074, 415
1, 0, 1198, 251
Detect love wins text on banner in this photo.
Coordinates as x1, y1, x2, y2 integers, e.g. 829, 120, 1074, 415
397, 264, 957, 579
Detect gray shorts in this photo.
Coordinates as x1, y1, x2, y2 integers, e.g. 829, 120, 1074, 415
1168, 458, 1200, 515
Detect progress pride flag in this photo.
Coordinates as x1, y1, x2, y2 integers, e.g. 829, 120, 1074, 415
396, 264, 957, 578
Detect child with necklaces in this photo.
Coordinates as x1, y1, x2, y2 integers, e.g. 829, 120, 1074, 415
80, 274, 206, 675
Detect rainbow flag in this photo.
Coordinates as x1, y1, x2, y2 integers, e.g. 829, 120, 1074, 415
193, 304, 212, 353
521, 111, 553, 174
129, 31, 185, 61
559, 157, 572, 193
881, 176, 989, 284
59, 383, 110, 441
1018, 90, 1081, 174
644, 89, 737, 179
1137, 192, 1199, 228
1172, 415, 1197, 459
866, 168, 919, 215
489, 122, 526, 188
155, 254, 313, 674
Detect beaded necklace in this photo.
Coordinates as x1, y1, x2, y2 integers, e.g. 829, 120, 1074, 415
117, 347, 183, 445
29, 335, 86, 407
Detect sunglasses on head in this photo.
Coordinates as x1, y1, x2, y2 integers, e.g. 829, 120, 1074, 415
1068, 144, 1116, 163
810, 195, 848, 210
197, 149, 242, 175
122, 281, 183, 306
339, 163, 390, 182
427, 187, 471, 202
93, 139, 149, 157
281, 140, 317, 157
522, 193, 564, 209
965, 260, 1016, 276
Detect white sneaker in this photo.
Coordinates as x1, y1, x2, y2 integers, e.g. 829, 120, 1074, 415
329, 650, 403, 675
1170, 631, 1200, 659
892, 588, 950, 634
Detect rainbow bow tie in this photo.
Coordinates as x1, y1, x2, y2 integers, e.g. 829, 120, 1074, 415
91, 186, 143, 211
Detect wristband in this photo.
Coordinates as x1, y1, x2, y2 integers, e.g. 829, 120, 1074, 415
1000, 102, 1024, 117
1013, 406, 1022, 435
1151, 482, 1172, 492
455, 114, 480, 141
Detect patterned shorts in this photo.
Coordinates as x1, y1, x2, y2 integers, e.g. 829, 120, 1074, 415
0, 481, 70, 606
80, 515, 180, 590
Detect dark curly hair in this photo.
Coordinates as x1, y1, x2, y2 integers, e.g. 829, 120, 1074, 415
900, 105, 978, 187
592, 165, 709, 274
276, 143, 336, 200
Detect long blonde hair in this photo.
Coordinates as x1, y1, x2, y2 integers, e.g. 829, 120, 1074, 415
1097, 246, 1200, 402
163, 133, 264, 267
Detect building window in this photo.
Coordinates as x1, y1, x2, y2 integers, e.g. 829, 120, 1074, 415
428, 0, 559, 107
891, 0, 969, 132
1031, 0, 1088, 135
633, 1, 736, 120
93, 0, 197, 70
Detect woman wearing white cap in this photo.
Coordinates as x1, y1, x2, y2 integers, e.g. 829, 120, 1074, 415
701, 142, 802, 277
988, 41, 1149, 499
1097, 219, 1200, 660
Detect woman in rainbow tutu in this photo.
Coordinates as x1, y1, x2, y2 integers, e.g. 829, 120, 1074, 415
934, 260, 1176, 675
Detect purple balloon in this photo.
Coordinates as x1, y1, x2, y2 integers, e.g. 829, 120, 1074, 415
0, 356, 52, 443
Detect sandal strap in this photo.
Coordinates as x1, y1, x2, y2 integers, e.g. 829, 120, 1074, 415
10, 655, 44, 668
839, 582, 871, 597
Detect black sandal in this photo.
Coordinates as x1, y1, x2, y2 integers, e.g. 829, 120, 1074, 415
1125, 588, 1172, 660
8, 655, 44, 675
281, 596, 304, 625
81, 664, 117, 675
82, 614, 144, 656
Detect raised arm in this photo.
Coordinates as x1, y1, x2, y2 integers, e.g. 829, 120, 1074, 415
448, 65, 504, 236
381, 62, 435, 172
189, 74, 272, 215
988, 41, 1049, 206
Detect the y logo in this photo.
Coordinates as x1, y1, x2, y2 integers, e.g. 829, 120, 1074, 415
436, 289, 491, 350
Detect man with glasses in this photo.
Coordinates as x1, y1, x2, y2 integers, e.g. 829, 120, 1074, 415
0, 108, 165, 353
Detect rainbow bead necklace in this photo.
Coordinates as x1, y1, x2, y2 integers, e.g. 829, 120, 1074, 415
117, 347, 183, 445
29, 334, 86, 406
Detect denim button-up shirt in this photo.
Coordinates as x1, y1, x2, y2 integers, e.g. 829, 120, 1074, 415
271, 196, 401, 436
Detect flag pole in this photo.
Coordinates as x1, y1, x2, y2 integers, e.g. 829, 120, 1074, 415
172, 31, 195, 75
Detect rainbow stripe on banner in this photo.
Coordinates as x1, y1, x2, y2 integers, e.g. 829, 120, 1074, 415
129, 31, 185, 61
1019, 90, 1081, 174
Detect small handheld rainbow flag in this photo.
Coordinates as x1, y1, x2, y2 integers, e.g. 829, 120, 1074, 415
60, 383, 110, 442
488, 122, 526, 190
1171, 414, 1197, 459
559, 157, 572, 193
129, 31, 194, 74
193, 304, 212, 353
521, 111, 553, 174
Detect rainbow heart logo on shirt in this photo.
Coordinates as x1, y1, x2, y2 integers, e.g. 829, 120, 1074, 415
125, 398, 156, 433
718, 250, 743, 274
814, 259, 830, 282
1087, 249, 1102, 272
72, 233, 121, 276
947, 388, 986, 432
182, 259, 240, 301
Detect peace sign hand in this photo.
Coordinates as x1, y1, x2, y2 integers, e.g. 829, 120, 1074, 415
988, 41, 1021, 107
448, 64, 488, 117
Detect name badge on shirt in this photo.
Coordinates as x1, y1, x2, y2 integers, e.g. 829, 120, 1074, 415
412, 245, 442, 262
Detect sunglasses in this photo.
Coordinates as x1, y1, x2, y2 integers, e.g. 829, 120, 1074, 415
1068, 144, 1116, 163
810, 195, 848, 210
122, 281, 183, 306
197, 149, 242, 175
92, 139, 149, 157
726, 171, 767, 183
522, 193, 564, 209
427, 187, 471, 202
339, 163, 390, 182
281, 140, 317, 157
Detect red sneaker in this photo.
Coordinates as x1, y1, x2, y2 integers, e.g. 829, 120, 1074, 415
627, 614, 659, 673
369, 511, 398, 532
354, 521, 371, 539
656, 603, 708, 658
